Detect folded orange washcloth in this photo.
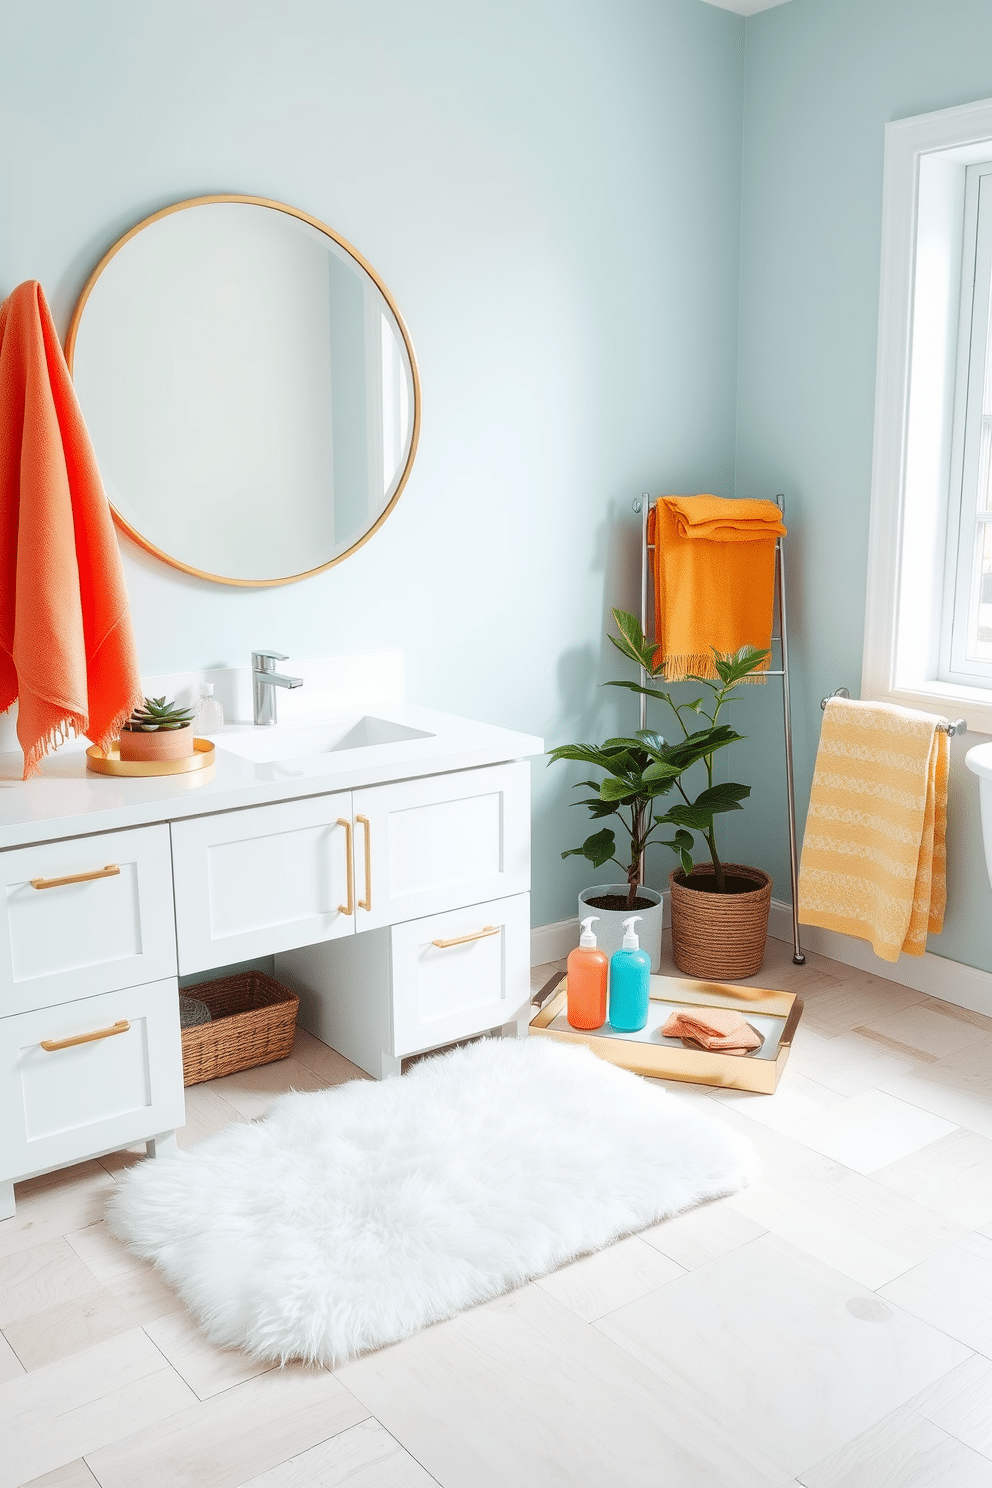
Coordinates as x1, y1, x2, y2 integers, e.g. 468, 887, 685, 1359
647, 495, 786, 682
661, 1006, 762, 1053
0, 281, 142, 777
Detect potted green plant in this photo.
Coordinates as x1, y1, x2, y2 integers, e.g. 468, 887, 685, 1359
605, 608, 772, 979
118, 696, 197, 763
549, 662, 745, 971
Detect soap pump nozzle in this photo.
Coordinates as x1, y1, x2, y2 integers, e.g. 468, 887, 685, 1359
621, 915, 642, 949
579, 916, 599, 948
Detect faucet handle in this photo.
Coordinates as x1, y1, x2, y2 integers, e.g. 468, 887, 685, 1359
252, 649, 288, 671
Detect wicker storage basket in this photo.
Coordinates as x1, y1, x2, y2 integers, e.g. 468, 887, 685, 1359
669, 863, 772, 981
180, 971, 299, 1087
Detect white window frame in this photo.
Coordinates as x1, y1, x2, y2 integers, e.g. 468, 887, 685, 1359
943, 163, 992, 682
863, 96, 992, 733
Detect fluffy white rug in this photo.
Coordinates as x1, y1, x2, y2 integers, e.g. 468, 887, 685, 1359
107, 1036, 754, 1365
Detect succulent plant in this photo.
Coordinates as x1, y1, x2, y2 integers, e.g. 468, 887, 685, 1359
122, 696, 196, 733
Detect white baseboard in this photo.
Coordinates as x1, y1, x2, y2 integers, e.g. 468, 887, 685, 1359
532, 893, 992, 1017
769, 897, 992, 1017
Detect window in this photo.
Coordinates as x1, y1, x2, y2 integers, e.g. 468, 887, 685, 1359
862, 97, 992, 733
944, 162, 992, 681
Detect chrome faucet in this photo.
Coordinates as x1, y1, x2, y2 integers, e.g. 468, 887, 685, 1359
251, 650, 303, 726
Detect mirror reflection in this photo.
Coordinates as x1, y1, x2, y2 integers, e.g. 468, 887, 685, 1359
67, 197, 419, 585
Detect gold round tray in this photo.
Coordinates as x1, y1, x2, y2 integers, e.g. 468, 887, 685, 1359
86, 738, 216, 777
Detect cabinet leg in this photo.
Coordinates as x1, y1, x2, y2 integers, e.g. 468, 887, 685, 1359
146, 1130, 178, 1159
379, 1051, 403, 1080
501, 1015, 531, 1041
0, 1179, 14, 1220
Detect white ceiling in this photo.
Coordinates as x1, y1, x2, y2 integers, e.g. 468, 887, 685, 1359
699, 0, 792, 15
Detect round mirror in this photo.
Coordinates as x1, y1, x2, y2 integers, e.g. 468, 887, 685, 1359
66, 196, 420, 586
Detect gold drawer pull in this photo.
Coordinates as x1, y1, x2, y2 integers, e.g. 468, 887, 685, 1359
432, 924, 500, 949
40, 1019, 130, 1051
337, 818, 354, 915
356, 814, 372, 911
30, 864, 120, 891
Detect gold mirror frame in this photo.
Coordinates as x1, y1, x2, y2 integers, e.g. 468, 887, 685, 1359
65, 194, 422, 587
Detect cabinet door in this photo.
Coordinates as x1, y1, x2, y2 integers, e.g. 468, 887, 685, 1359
352, 762, 530, 930
0, 825, 176, 1017
0, 978, 185, 1183
171, 792, 354, 974
390, 893, 531, 1058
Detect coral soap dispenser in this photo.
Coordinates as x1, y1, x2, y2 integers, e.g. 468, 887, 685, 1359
566, 916, 608, 1029
609, 916, 651, 1032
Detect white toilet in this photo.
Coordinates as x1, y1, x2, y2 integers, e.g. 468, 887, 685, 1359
965, 741, 992, 882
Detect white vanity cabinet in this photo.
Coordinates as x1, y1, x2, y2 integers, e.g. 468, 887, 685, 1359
0, 726, 538, 1216
171, 792, 355, 973
350, 763, 530, 930
173, 761, 532, 1079
0, 825, 185, 1219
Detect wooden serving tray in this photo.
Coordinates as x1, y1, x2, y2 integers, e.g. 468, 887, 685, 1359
530, 971, 803, 1094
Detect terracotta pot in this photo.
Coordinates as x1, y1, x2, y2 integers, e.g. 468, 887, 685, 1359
577, 883, 664, 972
118, 725, 195, 762
668, 863, 772, 980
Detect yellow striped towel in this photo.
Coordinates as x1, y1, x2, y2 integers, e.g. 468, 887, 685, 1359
797, 698, 949, 962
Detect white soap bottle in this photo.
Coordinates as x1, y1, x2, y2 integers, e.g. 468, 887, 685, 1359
195, 682, 224, 734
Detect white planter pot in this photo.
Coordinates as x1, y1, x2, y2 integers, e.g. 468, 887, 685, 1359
577, 883, 664, 973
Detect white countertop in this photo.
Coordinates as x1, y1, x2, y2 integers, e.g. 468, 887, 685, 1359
0, 705, 545, 851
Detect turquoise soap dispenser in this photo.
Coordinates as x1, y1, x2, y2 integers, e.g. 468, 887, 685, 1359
609, 915, 651, 1032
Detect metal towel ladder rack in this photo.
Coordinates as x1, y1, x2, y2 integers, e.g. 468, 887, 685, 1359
631, 491, 805, 965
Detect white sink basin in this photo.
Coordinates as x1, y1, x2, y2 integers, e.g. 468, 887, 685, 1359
216, 716, 434, 764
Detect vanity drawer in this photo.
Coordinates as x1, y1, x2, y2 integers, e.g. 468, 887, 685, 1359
0, 977, 185, 1183
0, 825, 177, 1016
390, 892, 531, 1057
353, 762, 531, 931
171, 791, 355, 973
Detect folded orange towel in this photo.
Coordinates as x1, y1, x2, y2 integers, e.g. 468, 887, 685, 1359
0, 281, 141, 777
661, 1006, 762, 1053
647, 495, 786, 682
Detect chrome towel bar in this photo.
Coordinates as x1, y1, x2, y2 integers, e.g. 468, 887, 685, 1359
821, 688, 966, 736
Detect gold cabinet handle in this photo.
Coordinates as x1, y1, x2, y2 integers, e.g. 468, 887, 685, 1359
356, 814, 372, 911
30, 864, 120, 891
40, 1019, 130, 1051
337, 818, 354, 915
432, 924, 500, 949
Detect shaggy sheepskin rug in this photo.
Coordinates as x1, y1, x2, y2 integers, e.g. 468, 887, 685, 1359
107, 1035, 754, 1365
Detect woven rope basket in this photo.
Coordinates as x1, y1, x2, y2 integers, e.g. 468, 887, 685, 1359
669, 863, 772, 980
180, 971, 299, 1088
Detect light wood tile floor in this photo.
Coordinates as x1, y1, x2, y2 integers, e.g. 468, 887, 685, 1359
3, 935, 992, 1486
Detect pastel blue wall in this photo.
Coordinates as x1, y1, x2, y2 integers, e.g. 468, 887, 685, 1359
0, 0, 745, 930
730, 0, 992, 971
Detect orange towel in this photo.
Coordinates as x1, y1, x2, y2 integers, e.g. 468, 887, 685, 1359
0, 281, 141, 777
661, 1006, 762, 1053
648, 495, 786, 681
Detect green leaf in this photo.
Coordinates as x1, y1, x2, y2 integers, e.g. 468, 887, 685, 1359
603, 679, 677, 704
659, 725, 742, 772
712, 645, 771, 685
548, 744, 632, 771
635, 729, 666, 751
560, 828, 617, 869
663, 803, 717, 831
657, 835, 698, 877
572, 797, 619, 818
694, 782, 751, 808
599, 776, 640, 801
642, 758, 686, 784
608, 608, 660, 672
